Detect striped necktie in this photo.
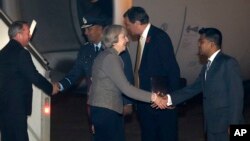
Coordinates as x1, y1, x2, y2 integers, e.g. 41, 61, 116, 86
205, 60, 211, 80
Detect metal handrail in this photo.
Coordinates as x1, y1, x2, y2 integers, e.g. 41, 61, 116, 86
0, 9, 50, 70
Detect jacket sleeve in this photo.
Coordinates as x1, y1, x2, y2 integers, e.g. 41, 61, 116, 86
171, 69, 203, 105
103, 54, 151, 103
59, 47, 88, 90
18, 49, 52, 95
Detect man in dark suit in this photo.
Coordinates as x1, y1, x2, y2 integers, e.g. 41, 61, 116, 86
0, 21, 58, 141
167, 27, 244, 141
123, 7, 181, 141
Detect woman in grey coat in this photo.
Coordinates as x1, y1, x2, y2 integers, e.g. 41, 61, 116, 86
87, 25, 167, 141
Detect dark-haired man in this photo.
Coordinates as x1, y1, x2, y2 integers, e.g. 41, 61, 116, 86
168, 27, 244, 141
123, 6, 181, 141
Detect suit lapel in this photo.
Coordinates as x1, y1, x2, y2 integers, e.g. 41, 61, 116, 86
140, 26, 153, 70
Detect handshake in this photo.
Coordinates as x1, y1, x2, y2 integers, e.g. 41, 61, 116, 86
51, 82, 61, 95
150, 92, 174, 109
51, 82, 174, 110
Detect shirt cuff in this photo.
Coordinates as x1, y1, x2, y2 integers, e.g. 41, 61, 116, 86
167, 94, 173, 106
58, 83, 64, 92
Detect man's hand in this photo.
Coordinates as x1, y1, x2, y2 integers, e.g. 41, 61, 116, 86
151, 93, 175, 109
52, 82, 60, 95
151, 93, 168, 109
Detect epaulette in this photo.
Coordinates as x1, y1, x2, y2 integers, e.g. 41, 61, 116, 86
84, 42, 90, 45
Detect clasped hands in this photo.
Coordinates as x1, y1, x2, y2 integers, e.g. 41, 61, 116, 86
151, 92, 174, 109
52, 82, 60, 95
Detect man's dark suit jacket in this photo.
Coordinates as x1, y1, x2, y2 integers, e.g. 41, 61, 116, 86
171, 52, 244, 133
0, 39, 52, 116
139, 25, 180, 93
136, 24, 180, 141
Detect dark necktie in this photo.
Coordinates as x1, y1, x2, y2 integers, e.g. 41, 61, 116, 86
95, 45, 99, 54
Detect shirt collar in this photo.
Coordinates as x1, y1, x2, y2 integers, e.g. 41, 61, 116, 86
208, 49, 221, 63
141, 23, 151, 39
94, 42, 102, 48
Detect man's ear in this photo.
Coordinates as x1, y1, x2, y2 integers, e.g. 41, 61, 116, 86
13, 33, 21, 40
210, 41, 216, 49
